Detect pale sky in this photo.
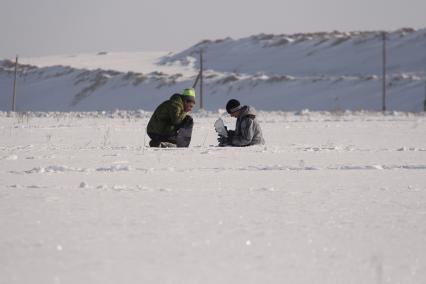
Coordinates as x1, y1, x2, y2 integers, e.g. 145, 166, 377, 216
1, 0, 425, 58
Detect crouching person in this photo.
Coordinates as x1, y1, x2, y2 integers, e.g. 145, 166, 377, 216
218, 99, 265, 147
147, 88, 195, 148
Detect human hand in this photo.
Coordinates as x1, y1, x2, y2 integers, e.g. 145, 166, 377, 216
217, 135, 230, 146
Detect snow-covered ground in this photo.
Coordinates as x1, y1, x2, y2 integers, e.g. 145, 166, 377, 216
1, 111, 425, 284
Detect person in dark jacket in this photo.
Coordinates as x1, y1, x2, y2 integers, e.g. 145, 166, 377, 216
147, 88, 195, 147
218, 99, 265, 147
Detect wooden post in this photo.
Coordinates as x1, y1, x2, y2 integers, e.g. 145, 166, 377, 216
12, 55, 18, 111
382, 32, 387, 112
199, 50, 204, 110
424, 80, 426, 112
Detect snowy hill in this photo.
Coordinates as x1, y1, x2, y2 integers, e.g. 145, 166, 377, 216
162, 28, 426, 76
1, 28, 425, 112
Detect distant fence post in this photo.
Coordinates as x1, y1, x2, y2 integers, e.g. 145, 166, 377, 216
199, 50, 204, 110
12, 55, 18, 111
382, 32, 387, 112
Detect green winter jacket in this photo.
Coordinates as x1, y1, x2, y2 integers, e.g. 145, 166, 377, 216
147, 94, 187, 136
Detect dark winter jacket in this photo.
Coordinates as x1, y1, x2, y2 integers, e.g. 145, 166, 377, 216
230, 106, 265, 146
147, 94, 187, 136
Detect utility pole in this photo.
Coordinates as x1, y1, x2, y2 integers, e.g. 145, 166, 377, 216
382, 32, 387, 112
12, 55, 18, 111
199, 50, 204, 110
192, 72, 200, 89
191, 50, 205, 109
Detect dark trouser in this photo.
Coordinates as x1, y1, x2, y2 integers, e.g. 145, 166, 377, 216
148, 133, 177, 147
148, 120, 193, 148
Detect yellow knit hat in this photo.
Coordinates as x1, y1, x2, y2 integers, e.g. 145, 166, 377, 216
182, 88, 196, 102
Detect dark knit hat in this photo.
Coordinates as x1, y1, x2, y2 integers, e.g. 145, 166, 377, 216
226, 99, 242, 114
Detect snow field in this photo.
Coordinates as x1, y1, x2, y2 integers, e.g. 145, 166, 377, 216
0, 111, 425, 284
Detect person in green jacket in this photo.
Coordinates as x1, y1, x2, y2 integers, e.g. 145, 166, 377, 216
147, 88, 196, 147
